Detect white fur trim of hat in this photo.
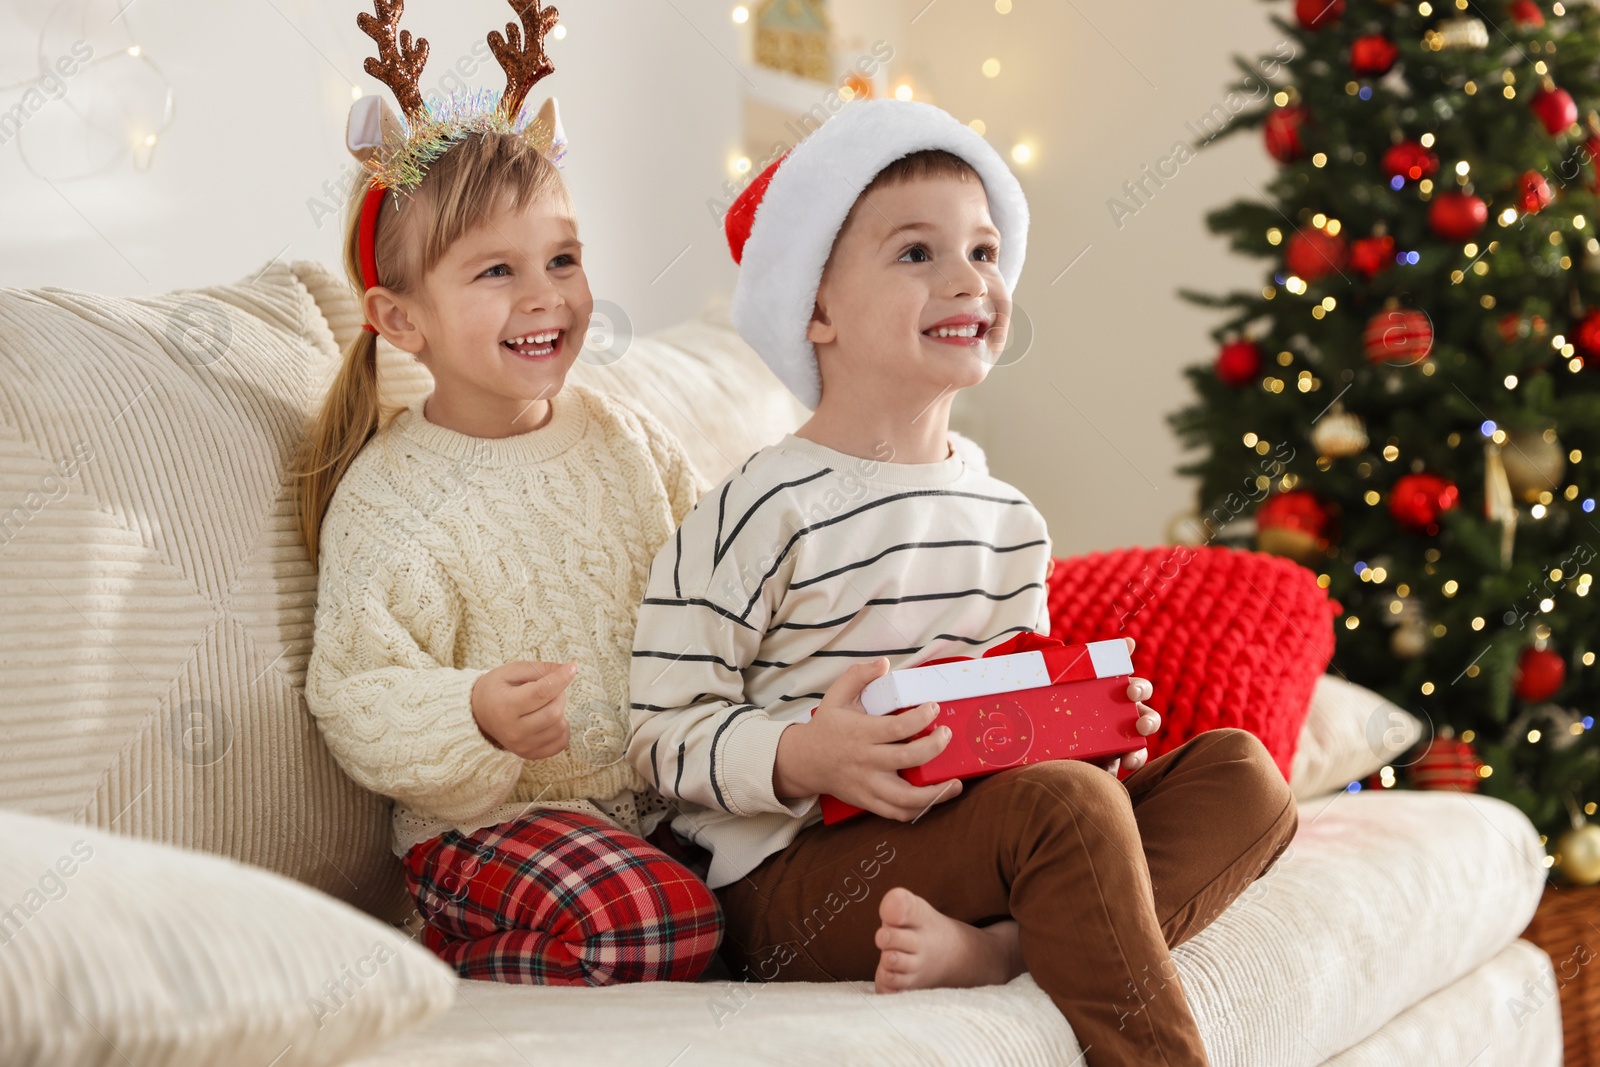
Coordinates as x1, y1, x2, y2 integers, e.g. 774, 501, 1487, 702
726, 99, 1030, 410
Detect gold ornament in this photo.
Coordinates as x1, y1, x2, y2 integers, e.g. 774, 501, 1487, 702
1557, 821, 1600, 885
1428, 16, 1489, 51
1313, 405, 1368, 459
1257, 526, 1322, 565
1483, 440, 1518, 570
1500, 427, 1566, 502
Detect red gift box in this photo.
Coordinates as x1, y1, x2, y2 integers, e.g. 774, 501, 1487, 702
818, 631, 1145, 825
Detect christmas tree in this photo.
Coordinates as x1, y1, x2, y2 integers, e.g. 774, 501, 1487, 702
1170, 0, 1600, 877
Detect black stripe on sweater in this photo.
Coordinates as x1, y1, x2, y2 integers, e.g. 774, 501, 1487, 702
748, 625, 1034, 668
672, 526, 684, 599
708, 705, 760, 813
791, 538, 1048, 590
632, 693, 725, 712
632, 649, 743, 672
641, 596, 759, 631
767, 583, 1044, 632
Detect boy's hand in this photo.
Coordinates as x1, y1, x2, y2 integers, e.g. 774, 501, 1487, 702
471, 660, 576, 761
773, 658, 964, 822
1097, 636, 1162, 775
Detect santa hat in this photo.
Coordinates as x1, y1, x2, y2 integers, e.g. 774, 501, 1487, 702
724, 99, 1029, 410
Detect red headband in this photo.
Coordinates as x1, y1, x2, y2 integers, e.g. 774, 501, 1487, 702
357, 183, 386, 334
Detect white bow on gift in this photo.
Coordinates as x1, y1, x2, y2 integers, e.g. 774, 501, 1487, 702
344, 93, 568, 169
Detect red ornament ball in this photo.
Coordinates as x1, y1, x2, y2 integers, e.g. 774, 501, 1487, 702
1296, 0, 1344, 29
1256, 490, 1332, 536
1388, 473, 1459, 535
1515, 645, 1567, 702
1574, 309, 1600, 357
1215, 340, 1263, 387
1531, 85, 1578, 136
1363, 307, 1434, 365
1349, 234, 1396, 278
1429, 191, 1488, 241
1408, 734, 1483, 792
1518, 169, 1554, 215
1264, 106, 1306, 162
1509, 0, 1545, 27
1285, 228, 1347, 282
1381, 141, 1439, 183
1350, 35, 1398, 76
1255, 490, 1333, 564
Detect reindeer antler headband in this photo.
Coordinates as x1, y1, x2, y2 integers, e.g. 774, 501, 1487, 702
348, 0, 564, 330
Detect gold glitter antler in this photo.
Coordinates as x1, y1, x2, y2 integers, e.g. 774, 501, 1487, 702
358, 0, 430, 122
488, 1, 559, 125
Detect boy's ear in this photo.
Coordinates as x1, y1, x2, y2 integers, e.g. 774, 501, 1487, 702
806, 299, 836, 346
363, 286, 427, 357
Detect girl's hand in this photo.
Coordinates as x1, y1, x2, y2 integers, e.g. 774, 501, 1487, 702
471, 660, 576, 761
1096, 637, 1161, 775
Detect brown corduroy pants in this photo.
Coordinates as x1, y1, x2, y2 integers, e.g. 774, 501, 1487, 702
716, 727, 1299, 1067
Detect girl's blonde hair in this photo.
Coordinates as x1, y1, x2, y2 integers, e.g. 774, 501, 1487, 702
293, 131, 575, 565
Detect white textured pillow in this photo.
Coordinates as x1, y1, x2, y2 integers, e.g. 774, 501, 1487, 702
0, 262, 408, 924
1289, 673, 1424, 800
0, 808, 457, 1067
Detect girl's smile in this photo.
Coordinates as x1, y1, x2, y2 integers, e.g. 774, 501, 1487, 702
502, 328, 567, 360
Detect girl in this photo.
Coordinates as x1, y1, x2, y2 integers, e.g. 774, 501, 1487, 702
294, 125, 722, 985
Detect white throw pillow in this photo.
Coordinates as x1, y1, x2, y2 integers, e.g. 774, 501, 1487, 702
0, 807, 457, 1067
0, 261, 408, 924
1289, 673, 1424, 800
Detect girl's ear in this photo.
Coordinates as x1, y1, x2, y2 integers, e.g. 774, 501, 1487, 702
362, 286, 427, 356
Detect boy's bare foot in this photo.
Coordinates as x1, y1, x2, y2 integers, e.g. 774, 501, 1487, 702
873, 886, 1025, 993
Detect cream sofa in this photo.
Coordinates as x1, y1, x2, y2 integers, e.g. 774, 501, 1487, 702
0, 260, 1563, 1066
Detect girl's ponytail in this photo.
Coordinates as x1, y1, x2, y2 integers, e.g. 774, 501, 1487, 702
293, 325, 381, 566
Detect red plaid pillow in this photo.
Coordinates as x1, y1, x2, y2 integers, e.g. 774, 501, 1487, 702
1046, 546, 1341, 779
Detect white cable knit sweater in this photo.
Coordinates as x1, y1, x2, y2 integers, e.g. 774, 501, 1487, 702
304, 382, 708, 858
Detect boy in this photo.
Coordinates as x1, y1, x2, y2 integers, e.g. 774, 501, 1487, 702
628, 99, 1296, 1067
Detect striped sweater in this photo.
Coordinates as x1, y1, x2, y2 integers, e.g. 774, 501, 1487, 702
626, 431, 1053, 888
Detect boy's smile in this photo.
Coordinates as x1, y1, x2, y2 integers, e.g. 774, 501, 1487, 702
921, 312, 994, 347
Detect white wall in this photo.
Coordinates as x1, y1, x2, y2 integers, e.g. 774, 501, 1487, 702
0, 0, 745, 335
0, 0, 1284, 555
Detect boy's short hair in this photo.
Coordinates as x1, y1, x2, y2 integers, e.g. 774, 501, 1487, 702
831, 149, 982, 263
866, 148, 980, 194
